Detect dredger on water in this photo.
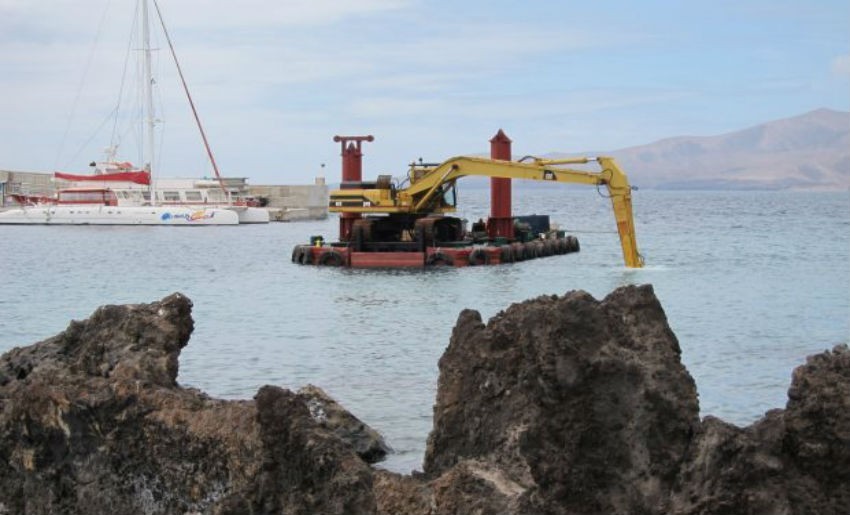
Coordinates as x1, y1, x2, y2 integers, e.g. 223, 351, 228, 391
291, 130, 643, 269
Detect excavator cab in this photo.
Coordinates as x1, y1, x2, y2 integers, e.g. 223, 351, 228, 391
406, 162, 459, 213
436, 181, 457, 211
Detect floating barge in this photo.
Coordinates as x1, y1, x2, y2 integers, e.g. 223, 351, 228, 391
292, 131, 642, 269
292, 216, 580, 268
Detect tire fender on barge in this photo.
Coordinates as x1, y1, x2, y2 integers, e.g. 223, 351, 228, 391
426, 251, 454, 267
318, 250, 346, 267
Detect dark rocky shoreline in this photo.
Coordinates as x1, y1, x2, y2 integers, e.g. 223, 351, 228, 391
0, 286, 846, 514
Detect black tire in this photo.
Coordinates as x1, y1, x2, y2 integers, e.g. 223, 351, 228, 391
291, 246, 302, 263
299, 248, 313, 265
468, 248, 490, 266
499, 245, 514, 264
557, 238, 568, 254
318, 250, 345, 266
511, 242, 525, 261
535, 242, 546, 257
426, 251, 454, 267
512, 242, 525, 261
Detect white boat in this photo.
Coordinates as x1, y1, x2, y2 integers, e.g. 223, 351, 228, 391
0, 0, 264, 226
0, 201, 238, 226
1, 165, 238, 225
53, 158, 269, 224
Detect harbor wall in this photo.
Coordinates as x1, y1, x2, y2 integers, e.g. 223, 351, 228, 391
249, 178, 329, 221
0, 170, 54, 206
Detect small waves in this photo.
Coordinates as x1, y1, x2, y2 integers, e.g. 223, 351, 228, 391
1, 190, 848, 473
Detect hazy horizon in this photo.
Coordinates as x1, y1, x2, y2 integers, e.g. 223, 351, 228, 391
1, 1, 848, 183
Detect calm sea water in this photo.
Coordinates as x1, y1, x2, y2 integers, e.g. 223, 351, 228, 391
1, 189, 848, 473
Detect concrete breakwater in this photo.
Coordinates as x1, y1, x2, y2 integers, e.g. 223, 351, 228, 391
248, 180, 328, 221
0, 286, 846, 514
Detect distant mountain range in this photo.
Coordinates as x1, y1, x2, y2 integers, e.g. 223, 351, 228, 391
545, 108, 849, 190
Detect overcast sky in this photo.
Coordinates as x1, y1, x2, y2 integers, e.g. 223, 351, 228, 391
1, 0, 848, 183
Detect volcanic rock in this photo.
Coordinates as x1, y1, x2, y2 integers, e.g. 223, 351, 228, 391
0, 294, 377, 514
668, 344, 850, 514
0, 287, 847, 514
297, 384, 391, 463
417, 285, 848, 514
424, 285, 701, 513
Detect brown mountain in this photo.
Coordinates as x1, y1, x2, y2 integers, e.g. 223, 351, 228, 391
595, 109, 850, 190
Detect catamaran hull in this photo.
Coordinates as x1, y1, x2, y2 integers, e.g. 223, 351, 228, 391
0, 206, 239, 225
227, 206, 270, 224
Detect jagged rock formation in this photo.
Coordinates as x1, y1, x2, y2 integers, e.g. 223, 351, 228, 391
668, 343, 850, 513
0, 287, 847, 514
421, 286, 700, 513
0, 294, 380, 514
297, 384, 391, 464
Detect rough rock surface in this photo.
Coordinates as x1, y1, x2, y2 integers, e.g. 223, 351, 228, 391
0, 294, 377, 514
424, 285, 700, 513
1, 286, 847, 514
297, 384, 391, 463
668, 344, 850, 514
378, 285, 848, 515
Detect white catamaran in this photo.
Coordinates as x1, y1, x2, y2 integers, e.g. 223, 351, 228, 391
0, 0, 265, 225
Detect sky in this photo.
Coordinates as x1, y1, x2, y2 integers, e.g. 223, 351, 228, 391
1, 0, 848, 184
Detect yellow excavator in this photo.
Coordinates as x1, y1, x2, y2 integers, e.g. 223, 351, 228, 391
329, 155, 644, 268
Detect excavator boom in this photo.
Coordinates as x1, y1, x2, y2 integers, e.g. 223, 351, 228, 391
329, 155, 644, 268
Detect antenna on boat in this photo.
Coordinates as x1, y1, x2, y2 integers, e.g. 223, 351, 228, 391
141, 0, 157, 206
152, 0, 231, 204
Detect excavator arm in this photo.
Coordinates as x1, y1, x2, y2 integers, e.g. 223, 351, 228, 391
329, 155, 644, 268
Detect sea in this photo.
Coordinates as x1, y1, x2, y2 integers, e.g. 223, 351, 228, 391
1, 188, 848, 473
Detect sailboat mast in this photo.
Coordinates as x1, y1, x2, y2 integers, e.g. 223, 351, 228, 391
141, 0, 157, 205
152, 0, 230, 203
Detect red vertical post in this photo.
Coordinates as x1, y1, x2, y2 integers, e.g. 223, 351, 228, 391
488, 129, 514, 239
341, 142, 360, 182
333, 135, 374, 241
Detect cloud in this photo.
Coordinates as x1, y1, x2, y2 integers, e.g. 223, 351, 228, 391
348, 96, 444, 118
155, 0, 412, 29
342, 87, 694, 123
832, 54, 850, 77
0, 0, 412, 31
2, 0, 847, 183
373, 23, 607, 70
